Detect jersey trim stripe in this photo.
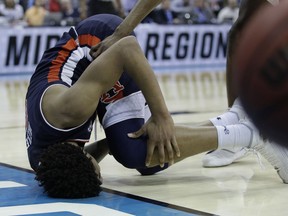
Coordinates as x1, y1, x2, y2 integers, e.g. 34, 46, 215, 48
48, 39, 78, 83
78, 34, 101, 47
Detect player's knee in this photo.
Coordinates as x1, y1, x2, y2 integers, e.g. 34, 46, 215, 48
109, 141, 146, 169
114, 152, 144, 169
105, 119, 147, 169
137, 164, 169, 176
117, 36, 138, 50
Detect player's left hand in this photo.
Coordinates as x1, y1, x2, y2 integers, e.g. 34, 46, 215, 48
128, 115, 180, 168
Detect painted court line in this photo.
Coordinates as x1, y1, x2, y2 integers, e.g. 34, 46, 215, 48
0, 181, 26, 189
0, 163, 216, 216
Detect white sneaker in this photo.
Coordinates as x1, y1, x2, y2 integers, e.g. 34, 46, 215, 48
202, 119, 260, 167
254, 140, 288, 184
202, 148, 248, 167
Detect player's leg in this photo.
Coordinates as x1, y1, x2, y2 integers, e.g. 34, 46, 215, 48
104, 116, 259, 174
229, 0, 288, 184
226, 0, 270, 106
78, 71, 258, 175
201, 0, 271, 167
200, 0, 270, 126
99, 93, 259, 174
255, 139, 288, 184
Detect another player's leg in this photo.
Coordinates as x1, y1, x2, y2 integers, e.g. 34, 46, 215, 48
254, 140, 288, 184
226, 0, 269, 107
201, 0, 270, 167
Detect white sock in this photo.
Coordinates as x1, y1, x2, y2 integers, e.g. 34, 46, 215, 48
216, 123, 252, 152
210, 112, 240, 126
210, 98, 246, 126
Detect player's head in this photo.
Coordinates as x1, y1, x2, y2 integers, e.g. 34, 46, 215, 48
35, 142, 102, 198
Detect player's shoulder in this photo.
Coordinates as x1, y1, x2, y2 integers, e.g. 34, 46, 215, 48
75, 14, 123, 40
77, 14, 123, 29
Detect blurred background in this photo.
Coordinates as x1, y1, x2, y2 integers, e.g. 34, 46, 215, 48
0, 0, 240, 115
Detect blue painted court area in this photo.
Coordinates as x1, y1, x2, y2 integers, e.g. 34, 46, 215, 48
0, 163, 212, 216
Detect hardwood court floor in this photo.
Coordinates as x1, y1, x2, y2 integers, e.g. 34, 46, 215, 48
1, 74, 288, 216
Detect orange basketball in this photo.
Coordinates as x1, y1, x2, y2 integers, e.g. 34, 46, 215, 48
234, 1, 288, 146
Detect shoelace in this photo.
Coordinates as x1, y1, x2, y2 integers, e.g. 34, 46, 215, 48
244, 147, 266, 170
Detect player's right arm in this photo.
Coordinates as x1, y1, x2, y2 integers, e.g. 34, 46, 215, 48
89, 0, 162, 58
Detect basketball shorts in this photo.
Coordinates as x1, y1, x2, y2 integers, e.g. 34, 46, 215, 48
102, 91, 168, 175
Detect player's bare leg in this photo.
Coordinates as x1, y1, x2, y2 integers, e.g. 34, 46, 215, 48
83, 117, 259, 169
148, 121, 259, 167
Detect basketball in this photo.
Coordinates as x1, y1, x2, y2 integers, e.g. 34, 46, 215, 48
233, 1, 288, 146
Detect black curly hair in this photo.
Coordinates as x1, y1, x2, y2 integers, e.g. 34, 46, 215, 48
35, 142, 102, 198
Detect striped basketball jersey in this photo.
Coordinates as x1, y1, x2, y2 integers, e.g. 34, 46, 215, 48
26, 14, 139, 124
25, 14, 140, 170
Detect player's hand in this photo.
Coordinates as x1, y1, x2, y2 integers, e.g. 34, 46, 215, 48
89, 34, 122, 59
128, 115, 180, 168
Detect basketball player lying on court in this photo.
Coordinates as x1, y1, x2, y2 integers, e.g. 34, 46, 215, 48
92, 0, 288, 185
25, 7, 263, 198
198, 0, 288, 184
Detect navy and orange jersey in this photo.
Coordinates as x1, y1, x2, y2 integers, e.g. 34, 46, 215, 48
27, 13, 139, 123
25, 14, 140, 170
28, 14, 134, 94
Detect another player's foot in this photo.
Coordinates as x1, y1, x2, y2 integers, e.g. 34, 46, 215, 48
254, 140, 288, 184
202, 119, 260, 167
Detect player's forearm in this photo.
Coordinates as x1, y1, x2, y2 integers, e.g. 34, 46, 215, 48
113, 0, 161, 38
139, 76, 170, 119
84, 139, 109, 163
122, 42, 170, 118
